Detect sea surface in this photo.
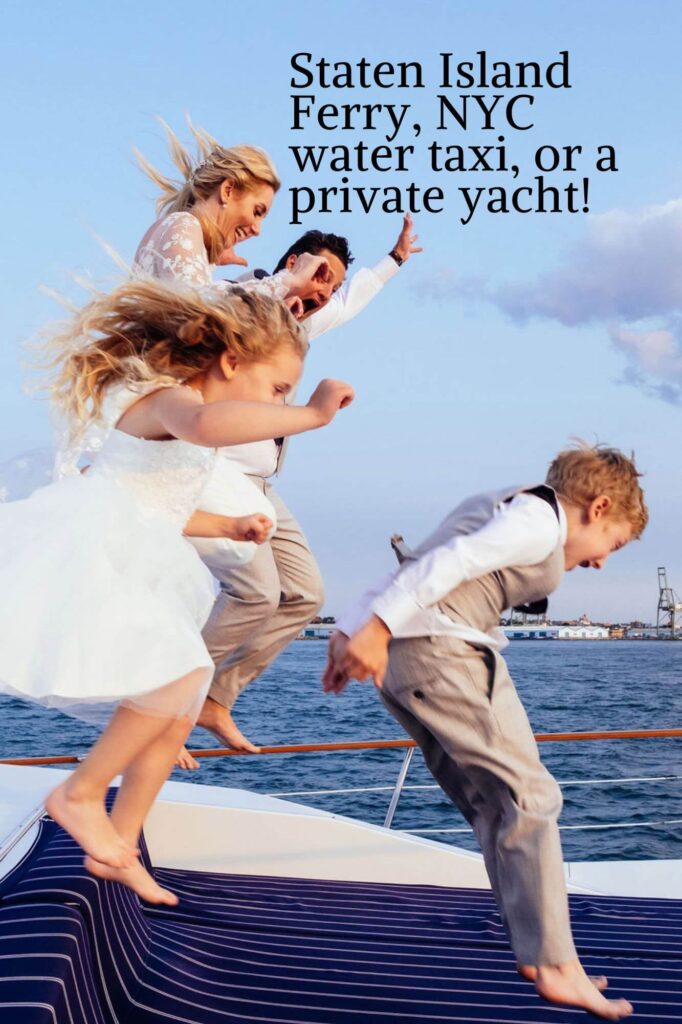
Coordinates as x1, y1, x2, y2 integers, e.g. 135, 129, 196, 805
1, 640, 681, 863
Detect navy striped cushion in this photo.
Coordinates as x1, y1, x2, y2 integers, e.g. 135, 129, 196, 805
0, 903, 108, 1024
2, 822, 152, 1020
1, 814, 681, 1022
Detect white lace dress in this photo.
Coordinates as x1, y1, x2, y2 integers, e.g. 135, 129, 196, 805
0, 386, 217, 723
132, 211, 292, 295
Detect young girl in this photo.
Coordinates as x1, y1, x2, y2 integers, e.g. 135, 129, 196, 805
0, 281, 353, 905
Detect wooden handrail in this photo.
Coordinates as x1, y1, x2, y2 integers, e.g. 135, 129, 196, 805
1, 728, 681, 767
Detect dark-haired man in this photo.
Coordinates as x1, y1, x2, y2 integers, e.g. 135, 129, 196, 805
273, 229, 355, 321
188, 216, 421, 757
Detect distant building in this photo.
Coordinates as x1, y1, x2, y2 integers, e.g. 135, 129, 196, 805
502, 625, 559, 640
503, 623, 610, 640
557, 624, 609, 640
298, 626, 332, 640
626, 626, 662, 639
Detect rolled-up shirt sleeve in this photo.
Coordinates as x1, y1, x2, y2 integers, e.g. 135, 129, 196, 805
368, 494, 563, 636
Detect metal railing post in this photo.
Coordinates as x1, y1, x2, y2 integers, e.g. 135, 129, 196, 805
384, 746, 415, 829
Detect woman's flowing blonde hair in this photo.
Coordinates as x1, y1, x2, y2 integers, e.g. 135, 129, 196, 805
43, 280, 306, 441
135, 118, 280, 261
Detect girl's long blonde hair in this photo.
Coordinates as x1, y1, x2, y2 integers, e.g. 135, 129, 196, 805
135, 119, 280, 261
44, 280, 306, 440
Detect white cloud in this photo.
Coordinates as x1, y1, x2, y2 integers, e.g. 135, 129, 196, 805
610, 322, 682, 405
413, 199, 682, 403
494, 200, 682, 325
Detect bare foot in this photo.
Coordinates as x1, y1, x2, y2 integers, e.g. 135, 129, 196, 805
84, 855, 178, 905
46, 782, 138, 869
518, 963, 608, 991
535, 961, 632, 1019
175, 746, 200, 770
196, 697, 261, 753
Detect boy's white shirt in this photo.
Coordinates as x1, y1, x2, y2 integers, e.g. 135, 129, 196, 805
336, 494, 568, 652
218, 256, 400, 478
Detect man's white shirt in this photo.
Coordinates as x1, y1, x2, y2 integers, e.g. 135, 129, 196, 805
219, 256, 400, 478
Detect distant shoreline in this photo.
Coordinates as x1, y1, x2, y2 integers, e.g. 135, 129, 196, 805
295, 635, 681, 642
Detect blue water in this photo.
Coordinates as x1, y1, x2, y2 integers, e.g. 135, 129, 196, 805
1, 640, 681, 863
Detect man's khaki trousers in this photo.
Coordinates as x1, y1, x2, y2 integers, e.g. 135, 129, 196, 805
202, 481, 324, 708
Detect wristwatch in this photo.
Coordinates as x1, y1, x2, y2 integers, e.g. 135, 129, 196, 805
389, 248, 404, 267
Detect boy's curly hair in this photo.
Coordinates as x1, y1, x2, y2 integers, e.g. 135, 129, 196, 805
546, 441, 648, 537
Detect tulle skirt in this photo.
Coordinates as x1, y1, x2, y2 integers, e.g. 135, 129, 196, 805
0, 472, 216, 726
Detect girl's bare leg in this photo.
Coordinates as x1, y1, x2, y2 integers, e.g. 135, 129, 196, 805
46, 703, 182, 868
84, 714, 196, 904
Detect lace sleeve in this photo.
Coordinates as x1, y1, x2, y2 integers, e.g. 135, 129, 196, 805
134, 213, 296, 300
232, 270, 294, 301
132, 212, 213, 287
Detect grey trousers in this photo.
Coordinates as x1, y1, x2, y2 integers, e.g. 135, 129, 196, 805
381, 634, 577, 966
202, 482, 324, 709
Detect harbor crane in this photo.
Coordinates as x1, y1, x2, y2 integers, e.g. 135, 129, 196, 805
656, 566, 682, 638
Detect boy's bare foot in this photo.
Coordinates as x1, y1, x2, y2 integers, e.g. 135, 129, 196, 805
46, 782, 138, 869
535, 961, 632, 1019
175, 746, 200, 770
196, 697, 261, 753
84, 855, 178, 905
518, 963, 608, 990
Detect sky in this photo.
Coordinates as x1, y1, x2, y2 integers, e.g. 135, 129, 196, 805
1, 0, 681, 623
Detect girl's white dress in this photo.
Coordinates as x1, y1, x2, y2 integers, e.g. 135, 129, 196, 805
0, 388, 217, 723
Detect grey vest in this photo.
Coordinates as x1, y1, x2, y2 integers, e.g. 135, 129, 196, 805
396, 485, 564, 636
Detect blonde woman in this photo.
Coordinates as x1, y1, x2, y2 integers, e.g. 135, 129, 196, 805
133, 120, 330, 302
0, 280, 352, 904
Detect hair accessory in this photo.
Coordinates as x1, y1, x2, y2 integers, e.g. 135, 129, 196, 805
188, 156, 215, 185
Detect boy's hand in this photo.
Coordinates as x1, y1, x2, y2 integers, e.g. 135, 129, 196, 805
231, 514, 273, 543
307, 379, 355, 425
341, 616, 392, 689
322, 631, 351, 694
391, 213, 423, 263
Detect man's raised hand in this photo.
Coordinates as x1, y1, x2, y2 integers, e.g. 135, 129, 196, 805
392, 213, 423, 263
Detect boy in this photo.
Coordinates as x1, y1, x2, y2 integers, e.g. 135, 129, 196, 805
323, 443, 647, 1020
